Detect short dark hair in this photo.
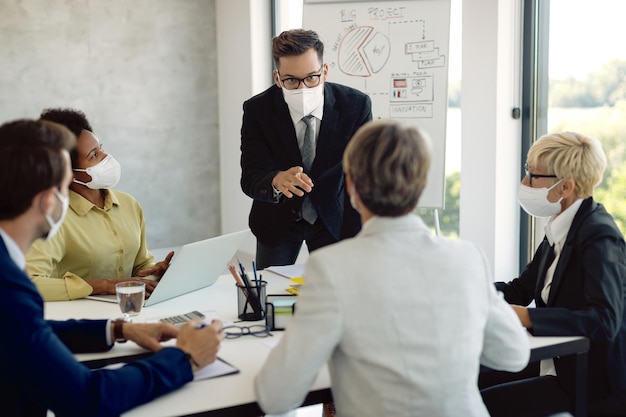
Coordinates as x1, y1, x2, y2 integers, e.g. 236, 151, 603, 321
272, 29, 324, 69
0, 119, 76, 220
40, 108, 93, 168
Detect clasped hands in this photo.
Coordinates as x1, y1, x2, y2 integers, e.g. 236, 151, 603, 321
88, 251, 175, 297
272, 166, 314, 198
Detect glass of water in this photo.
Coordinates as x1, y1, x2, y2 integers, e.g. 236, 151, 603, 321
115, 282, 146, 322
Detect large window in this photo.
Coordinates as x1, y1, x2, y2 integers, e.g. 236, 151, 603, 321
416, 0, 461, 238
521, 0, 626, 265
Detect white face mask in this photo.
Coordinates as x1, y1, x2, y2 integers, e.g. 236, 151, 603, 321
44, 189, 69, 240
282, 82, 324, 116
517, 180, 563, 218
73, 154, 121, 189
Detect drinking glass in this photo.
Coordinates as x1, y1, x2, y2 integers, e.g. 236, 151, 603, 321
115, 282, 145, 321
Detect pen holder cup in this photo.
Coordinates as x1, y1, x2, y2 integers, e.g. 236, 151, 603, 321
236, 280, 267, 321
265, 294, 297, 331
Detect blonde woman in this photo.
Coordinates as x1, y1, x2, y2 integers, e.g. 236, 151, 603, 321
482, 131, 626, 416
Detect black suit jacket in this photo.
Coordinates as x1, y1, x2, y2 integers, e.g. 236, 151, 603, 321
496, 198, 626, 402
240, 82, 372, 244
0, 237, 193, 417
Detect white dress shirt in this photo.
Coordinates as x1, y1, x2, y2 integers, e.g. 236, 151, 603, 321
286, 92, 324, 152
539, 198, 583, 376
0, 227, 25, 270
271, 91, 325, 201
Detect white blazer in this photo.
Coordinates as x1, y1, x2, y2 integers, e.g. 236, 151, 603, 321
255, 214, 530, 417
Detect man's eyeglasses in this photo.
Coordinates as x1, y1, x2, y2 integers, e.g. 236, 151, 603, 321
278, 66, 323, 90
222, 325, 272, 339
524, 163, 558, 186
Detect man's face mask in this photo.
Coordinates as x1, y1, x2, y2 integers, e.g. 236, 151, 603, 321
282, 82, 324, 116
44, 188, 69, 240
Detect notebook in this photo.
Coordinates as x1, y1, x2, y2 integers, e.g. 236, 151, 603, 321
87, 229, 251, 307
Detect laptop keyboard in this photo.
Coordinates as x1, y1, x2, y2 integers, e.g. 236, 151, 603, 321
159, 310, 206, 326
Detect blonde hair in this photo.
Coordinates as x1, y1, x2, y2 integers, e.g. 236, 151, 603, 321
527, 131, 606, 198
343, 119, 432, 216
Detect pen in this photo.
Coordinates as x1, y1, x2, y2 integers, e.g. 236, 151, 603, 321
236, 257, 246, 279
229, 263, 252, 315
252, 260, 260, 287
250, 261, 264, 318
237, 258, 262, 317
237, 258, 255, 292
195, 322, 207, 329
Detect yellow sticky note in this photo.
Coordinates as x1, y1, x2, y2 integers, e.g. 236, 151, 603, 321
289, 277, 304, 285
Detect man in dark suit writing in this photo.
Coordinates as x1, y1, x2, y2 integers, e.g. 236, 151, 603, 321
240, 29, 372, 269
0, 119, 224, 417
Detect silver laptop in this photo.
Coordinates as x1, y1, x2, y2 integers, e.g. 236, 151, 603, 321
87, 229, 251, 306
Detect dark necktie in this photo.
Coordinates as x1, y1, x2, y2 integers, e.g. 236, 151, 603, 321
542, 244, 556, 279
300, 115, 317, 224
536, 243, 556, 306
301, 115, 316, 170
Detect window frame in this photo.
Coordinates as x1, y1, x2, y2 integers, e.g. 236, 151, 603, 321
520, 0, 551, 269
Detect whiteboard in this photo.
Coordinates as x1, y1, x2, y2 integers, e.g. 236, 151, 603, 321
304, 0, 451, 208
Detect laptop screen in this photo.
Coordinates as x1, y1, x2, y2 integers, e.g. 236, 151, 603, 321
87, 229, 251, 306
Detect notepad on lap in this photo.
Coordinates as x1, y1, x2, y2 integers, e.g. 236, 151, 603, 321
87, 229, 251, 306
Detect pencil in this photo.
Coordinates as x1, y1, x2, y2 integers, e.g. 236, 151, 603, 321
227, 263, 245, 286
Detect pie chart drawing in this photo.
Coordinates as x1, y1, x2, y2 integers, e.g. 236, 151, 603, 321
338, 26, 391, 77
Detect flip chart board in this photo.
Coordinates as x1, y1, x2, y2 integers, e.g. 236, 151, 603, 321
304, 0, 451, 208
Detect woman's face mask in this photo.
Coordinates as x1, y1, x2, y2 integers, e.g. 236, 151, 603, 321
517, 179, 563, 218
73, 154, 121, 189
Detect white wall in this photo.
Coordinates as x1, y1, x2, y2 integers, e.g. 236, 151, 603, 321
460, 0, 522, 280
0, 0, 220, 250
216, 0, 273, 256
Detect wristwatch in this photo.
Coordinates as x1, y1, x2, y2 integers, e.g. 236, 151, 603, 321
113, 319, 127, 343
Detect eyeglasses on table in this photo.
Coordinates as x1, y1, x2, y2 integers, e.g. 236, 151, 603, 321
222, 324, 272, 339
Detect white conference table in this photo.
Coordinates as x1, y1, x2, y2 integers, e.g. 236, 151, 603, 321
487, 331, 590, 417
45, 271, 589, 417
45, 271, 331, 417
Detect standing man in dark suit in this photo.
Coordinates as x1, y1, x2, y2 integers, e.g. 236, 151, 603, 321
0, 119, 224, 417
240, 29, 372, 269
